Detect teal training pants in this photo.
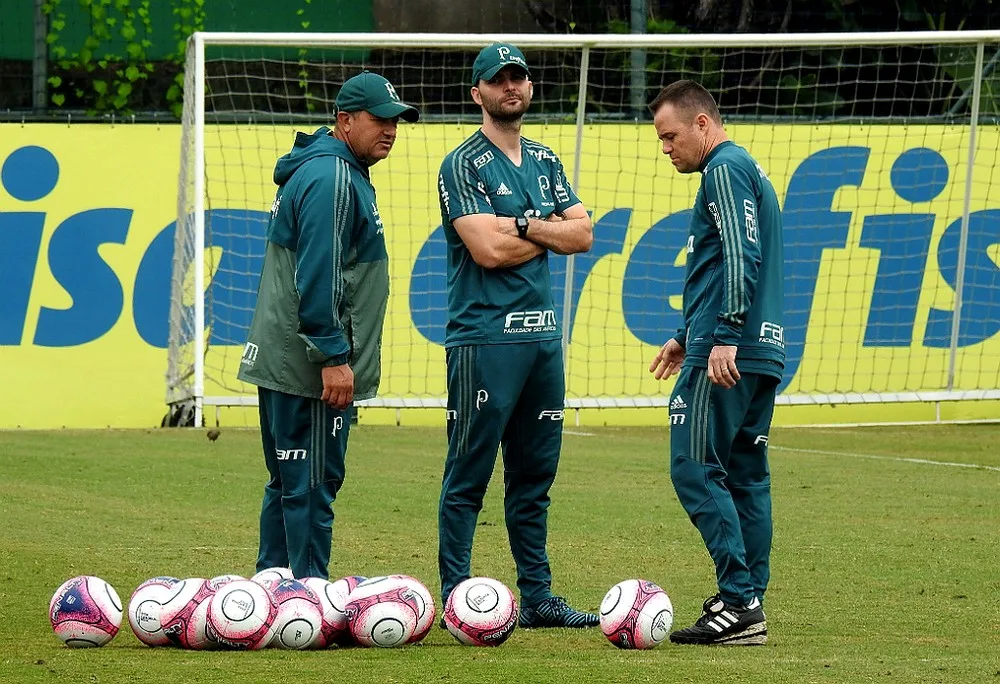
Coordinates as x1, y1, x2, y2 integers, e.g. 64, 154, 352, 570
438, 340, 564, 607
668, 366, 778, 608
256, 386, 350, 580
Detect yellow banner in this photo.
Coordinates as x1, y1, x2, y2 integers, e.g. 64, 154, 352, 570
1, 123, 998, 428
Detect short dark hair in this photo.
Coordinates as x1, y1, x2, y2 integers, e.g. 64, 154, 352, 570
648, 80, 722, 125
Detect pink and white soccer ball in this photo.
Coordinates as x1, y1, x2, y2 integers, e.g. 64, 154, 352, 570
207, 574, 244, 590
443, 577, 518, 647
206, 579, 278, 650
49, 576, 123, 648
127, 576, 180, 646
159, 578, 216, 650
389, 575, 436, 644
599, 579, 674, 649
251, 567, 294, 591
269, 579, 324, 649
345, 576, 420, 648
302, 575, 365, 648
163, 576, 246, 650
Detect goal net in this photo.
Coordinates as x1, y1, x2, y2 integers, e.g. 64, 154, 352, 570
169, 31, 1000, 425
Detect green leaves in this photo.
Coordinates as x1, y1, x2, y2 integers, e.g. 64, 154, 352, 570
44, 0, 163, 113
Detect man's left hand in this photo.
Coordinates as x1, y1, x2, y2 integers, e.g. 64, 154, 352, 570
708, 345, 740, 388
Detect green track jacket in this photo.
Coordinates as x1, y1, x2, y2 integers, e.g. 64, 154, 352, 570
238, 127, 389, 401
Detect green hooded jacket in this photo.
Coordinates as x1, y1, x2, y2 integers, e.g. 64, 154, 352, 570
237, 126, 389, 400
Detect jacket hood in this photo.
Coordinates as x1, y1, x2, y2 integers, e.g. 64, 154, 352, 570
273, 126, 368, 185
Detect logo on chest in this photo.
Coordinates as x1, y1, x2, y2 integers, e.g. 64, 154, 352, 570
371, 201, 384, 234
537, 175, 555, 207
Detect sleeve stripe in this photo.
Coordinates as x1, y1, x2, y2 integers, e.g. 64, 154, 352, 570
723, 164, 745, 318
450, 139, 487, 216
452, 152, 476, 215
713, 164, 746, 325
711, 165, 735, 316
331, 158, 351, 325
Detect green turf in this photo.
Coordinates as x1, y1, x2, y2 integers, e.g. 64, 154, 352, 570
1, 425, 998, 683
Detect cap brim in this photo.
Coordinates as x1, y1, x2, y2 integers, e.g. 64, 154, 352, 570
368, 101, 420, 123
475, 62, 530, 85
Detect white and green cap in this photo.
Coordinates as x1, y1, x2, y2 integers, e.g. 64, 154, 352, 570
471, 43, 530, 85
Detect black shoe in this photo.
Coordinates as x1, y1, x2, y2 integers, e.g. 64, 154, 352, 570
518, 596, 599, 628
439, 616, 447, 630
669, 595, 767, 646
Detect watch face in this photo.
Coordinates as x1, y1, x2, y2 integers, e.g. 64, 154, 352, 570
515, 216, 529, 237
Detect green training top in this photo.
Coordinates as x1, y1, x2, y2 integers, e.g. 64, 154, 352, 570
676, 140, 785, 379
437, 130, 580, 347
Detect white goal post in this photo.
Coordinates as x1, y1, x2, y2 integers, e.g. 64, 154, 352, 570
169, 30, 1000, 427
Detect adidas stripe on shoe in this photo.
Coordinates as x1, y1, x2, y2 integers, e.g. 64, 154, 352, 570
669, 595, 767, 646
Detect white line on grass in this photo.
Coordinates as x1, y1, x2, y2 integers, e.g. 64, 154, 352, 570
772, 445, 1000, 472
563, 430, 596, 437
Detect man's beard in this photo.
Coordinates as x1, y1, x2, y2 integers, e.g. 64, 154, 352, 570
482, 94, 529, 128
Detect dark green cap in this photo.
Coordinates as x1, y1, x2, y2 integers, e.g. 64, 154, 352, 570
335, 71, 419, 123
471, 43, 530, 86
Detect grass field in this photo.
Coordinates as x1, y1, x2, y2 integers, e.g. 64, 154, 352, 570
1, 424, 998, 683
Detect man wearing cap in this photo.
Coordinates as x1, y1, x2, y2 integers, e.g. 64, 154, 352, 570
238, 71, 419, 580
436, 43, 598, 628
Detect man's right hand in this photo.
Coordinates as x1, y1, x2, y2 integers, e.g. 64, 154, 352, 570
321, 363, 354, 410
648, 338, 685, 380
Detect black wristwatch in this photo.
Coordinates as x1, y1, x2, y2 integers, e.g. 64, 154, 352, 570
515, 216, 530, 239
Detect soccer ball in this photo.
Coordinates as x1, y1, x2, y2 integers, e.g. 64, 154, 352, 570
390, 574, 436, 643
302, 575, 366, 648
164, 576, 246, 650
251, 567, 294, 591
207, 574, 244, 590
443, 577, 518, 647
127, 576, 180, 646
269, 579, 324, 649
599, 579, 674, 649
345, 576, 420, 648
207, 579, 278, 650
159, 578, 215, 650
49, 576, 123, 648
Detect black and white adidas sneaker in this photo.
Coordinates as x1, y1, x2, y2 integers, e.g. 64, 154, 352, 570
669, 594, 767, 646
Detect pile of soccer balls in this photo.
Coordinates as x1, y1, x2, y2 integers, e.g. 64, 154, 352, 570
49, 571, 674, 650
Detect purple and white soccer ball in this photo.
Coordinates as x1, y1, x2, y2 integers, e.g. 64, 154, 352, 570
49, 576, 123, 648
158, 577, 215, 650
599, 579, 673, 649
206, 579, 278, 650
269, 578, 324, 649
251, 567, 294, 591
302, 575, 366, 648
345, 576, 420, 648
443, 577, 518, 647
127, 576, 180, 647
389, 574, 436, 644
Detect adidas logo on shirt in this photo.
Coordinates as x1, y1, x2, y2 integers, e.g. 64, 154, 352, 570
496, 182, 513, 196
670, 395, 687, 411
